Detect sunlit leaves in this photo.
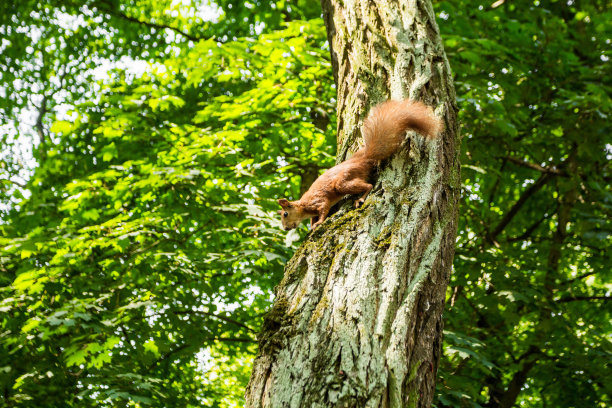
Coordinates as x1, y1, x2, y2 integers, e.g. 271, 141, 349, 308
2, 0, 610, 407
1, 3, 334, 406
436, 1, 612, 407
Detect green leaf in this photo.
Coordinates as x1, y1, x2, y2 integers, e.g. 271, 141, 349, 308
101, 142, 118, 162
143, 339, 160, 357
50, 120, 73, 134
65, 349, 88, 367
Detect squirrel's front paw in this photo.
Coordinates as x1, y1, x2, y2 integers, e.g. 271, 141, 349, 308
354, 199, 365, 208
311, 221, 323, 229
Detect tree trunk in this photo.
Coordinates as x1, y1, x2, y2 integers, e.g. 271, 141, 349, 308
246, 0, 459, 407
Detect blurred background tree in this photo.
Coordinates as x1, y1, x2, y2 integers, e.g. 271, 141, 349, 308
0, 0, 610, 407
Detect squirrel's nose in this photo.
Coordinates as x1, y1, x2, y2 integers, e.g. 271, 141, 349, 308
284, 227, 290, 231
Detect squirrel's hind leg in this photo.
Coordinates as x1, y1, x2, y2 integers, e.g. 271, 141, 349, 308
336, 179, 373, 208
354, 185, 373, 208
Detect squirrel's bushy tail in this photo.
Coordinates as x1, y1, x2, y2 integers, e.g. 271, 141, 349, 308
360, 99, 441, 161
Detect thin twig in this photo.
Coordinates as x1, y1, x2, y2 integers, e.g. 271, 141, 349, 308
503, 156, 566, 176
97, 0, 205, 42
556, 295, 611, 303
171, 310, 257, 333
488, 173, 553, 243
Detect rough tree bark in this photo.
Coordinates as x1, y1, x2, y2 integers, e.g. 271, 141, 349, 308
246, 0, 459, 407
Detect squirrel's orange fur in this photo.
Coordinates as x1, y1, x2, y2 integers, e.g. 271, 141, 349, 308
278, 99, 442, 230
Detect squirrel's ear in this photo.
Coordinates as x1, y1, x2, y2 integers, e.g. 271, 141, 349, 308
278, 198, 291, 208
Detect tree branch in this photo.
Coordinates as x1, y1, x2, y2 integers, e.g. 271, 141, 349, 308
35, 94, 49, 146
506, 204, 556, 243
96, 0, 204, 42
561, 271, 600, 285
0, 178, 26, 188
556, 295, 612, 303
147, 343, 190, 372
504, 156, 566, 176
487, 159, 507, 207
492, 359, 538, 408
33, 65, 69, 162
488, 172, 553, 243
171, 310, 257, 333
212, 336, 256, 343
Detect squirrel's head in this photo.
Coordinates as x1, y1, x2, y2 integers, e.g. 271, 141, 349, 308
277, 199, 302, 230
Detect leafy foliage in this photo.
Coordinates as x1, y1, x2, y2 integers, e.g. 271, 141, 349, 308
1, 1, 333, 406
435, 1, 612, 407
1, 0, 610, 407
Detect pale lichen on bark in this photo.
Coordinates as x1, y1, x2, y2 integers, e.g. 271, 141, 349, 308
246, 0, 459, 407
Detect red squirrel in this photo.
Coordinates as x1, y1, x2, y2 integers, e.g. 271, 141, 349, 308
278, 99, 442, 230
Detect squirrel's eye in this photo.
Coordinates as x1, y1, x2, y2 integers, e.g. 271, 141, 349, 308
283, 212, 288, 217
